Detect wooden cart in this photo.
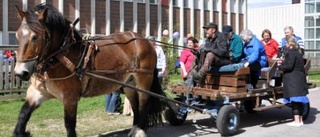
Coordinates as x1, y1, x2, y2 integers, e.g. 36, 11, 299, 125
164, 59, 314, 136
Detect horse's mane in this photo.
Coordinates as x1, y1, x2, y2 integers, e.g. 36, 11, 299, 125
33, 3, 71, 33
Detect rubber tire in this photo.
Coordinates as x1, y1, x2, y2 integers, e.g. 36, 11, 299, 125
243, 99, 258, 113
302, 103, 310, 120
216, 105, 240, 136
164, 100, 187, 126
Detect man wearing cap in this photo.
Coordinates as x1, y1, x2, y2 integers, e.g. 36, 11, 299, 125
222, 25, 243, 63
191, 23, 231, 81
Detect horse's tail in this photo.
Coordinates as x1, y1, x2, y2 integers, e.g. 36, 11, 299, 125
147, 68, 166, 127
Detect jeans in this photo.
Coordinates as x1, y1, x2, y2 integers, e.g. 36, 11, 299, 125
209, 63, 245, 72
105, 89, 121, 113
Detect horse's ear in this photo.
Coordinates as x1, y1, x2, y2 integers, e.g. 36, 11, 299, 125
15, 5, 25, 19
38, 8, 48, 22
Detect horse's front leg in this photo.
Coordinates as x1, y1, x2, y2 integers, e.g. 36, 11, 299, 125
13, 82, 52, 137
63, 99, 78, 137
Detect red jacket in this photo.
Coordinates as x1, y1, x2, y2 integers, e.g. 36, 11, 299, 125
261, 39, 279, 60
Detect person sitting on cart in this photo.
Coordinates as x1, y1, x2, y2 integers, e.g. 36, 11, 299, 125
190, 23, 231, 82
239, 29, 268, 89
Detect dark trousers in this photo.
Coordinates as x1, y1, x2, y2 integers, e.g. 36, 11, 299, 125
247, 62, 262, 88
292, 102, 303, 115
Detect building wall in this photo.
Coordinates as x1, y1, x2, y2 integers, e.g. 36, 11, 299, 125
248, 4, 303, 43
1, 0, 245, 45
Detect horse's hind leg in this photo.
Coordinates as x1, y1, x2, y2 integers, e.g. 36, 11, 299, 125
13, 84, 52, 137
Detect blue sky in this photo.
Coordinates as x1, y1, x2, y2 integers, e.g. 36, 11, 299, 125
247, 0, 292, 9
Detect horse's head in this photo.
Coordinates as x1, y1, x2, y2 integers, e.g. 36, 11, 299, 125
14, 6, 48, 80
14, 4, 73, 81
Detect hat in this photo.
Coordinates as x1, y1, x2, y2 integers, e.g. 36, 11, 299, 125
222, 25, 233, 35
202, 22, 217, 29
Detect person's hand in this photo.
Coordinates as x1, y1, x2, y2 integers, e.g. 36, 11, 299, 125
244, 62, 249, 67
182, 72, 187, 78
277, 60, 282, 66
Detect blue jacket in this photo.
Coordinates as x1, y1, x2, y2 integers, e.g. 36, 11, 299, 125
243, 36, 268, 67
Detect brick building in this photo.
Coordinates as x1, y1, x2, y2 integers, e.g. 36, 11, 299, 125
0, 0, 247, 45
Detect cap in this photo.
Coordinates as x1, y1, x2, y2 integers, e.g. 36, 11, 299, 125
202, 22, 217, 29
222, 25, 233, 35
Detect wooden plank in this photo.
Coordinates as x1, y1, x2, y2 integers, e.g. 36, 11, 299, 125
206, 76, 246, 86
208, 67, 250, 77
211, 85, 246, 92
235, 67, 250, 75
192, 87, 220, 100
253, 104, 286, 111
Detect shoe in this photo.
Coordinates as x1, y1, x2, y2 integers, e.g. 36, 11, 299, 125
191, 70, 206, 81
300, 122, 304, 126
286, 121, 302, 127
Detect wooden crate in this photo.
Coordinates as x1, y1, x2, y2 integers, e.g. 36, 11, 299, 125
203, 67, 250, 93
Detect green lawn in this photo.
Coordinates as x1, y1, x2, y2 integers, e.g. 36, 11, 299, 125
308, 71, 320, 87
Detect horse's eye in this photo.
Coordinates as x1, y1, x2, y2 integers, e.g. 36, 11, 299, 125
32, 35, 38, 41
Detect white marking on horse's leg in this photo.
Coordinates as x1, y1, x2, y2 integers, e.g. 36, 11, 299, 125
135, 128, 147, 137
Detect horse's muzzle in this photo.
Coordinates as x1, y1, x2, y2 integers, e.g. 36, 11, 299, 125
15, 71, 31, 81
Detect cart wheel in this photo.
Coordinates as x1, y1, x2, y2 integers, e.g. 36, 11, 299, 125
216, 105, 240, 136
302, 103, 310, 120
164, 100, 187, 126
243, 99, 260, 113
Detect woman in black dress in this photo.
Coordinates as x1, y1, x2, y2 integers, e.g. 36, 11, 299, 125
278, 36, 309, 127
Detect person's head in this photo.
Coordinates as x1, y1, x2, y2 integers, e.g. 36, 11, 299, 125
285, 35, 298, 49
261, 29, 272, 43
186, 37, 197, 48
284, 26, 294, 37
240, 29, 254, 44
147, 36, 156, 46
222, 25, 233, 39
202, 22, 218, 38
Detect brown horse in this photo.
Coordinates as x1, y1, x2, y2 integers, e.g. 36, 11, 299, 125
13, 3, 165, 137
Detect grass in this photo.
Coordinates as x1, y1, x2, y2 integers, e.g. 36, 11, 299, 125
0, 72, 319, 136
308, 71, 320, 87
0, 96, 133, 137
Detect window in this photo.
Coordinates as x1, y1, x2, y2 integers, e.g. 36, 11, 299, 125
305, 28, 315, 39
316, 28, 320, 38
305, 16, 314, 27
230, 0, 235, 12
194, 0, 199, 9
172, 0, 179, 6
204, 0, 209, 10
150, 0, 157, 4
184, 0, 188, 8
9, 32, 18, 45
305, 2, 315, 13
305, 41, 315, 49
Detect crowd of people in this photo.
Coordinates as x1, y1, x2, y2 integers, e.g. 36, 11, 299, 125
103, 23, 309, 128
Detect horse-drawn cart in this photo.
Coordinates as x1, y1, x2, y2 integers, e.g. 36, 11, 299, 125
164, 59, 314, 136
